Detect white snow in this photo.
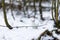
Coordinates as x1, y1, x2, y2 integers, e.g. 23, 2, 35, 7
0, 8, 55, 40
0, 0, 60, 40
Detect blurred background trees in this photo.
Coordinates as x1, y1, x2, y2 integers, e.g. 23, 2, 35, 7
0, 0, 60, 30
0, 0, 60, 40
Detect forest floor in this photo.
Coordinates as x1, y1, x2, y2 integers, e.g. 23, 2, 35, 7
0, 8, 58, 40
0, 0, 60, 40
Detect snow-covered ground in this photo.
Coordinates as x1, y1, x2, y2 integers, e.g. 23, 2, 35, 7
0, 8, 55, 40
0, 0, 60, 40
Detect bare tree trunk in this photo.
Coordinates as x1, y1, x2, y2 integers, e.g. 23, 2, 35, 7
10, 0, 15, 20
23, 0, 26, 17
2, 0, 13, 29
52, 0, 54, 20
39, 0, 44, 20
54, 0, 59, 28
34, 0, 36, 18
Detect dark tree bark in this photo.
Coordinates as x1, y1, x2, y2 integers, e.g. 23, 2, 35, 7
39, 0, 44, 20
10, 0, 15, 20
34, 0, 37, 18
52, 0, 54, 20
2, 0, 13, 29
54, 0, 60, 28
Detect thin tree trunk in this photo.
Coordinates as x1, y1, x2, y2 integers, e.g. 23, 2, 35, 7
54, 0, 60, 28
52, 0, 54, 20
2, 0, 13, 29
23, 0, 26, 17
34, 0, 37, 18
39, 0, 44, 20
10, 0, 15, 20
